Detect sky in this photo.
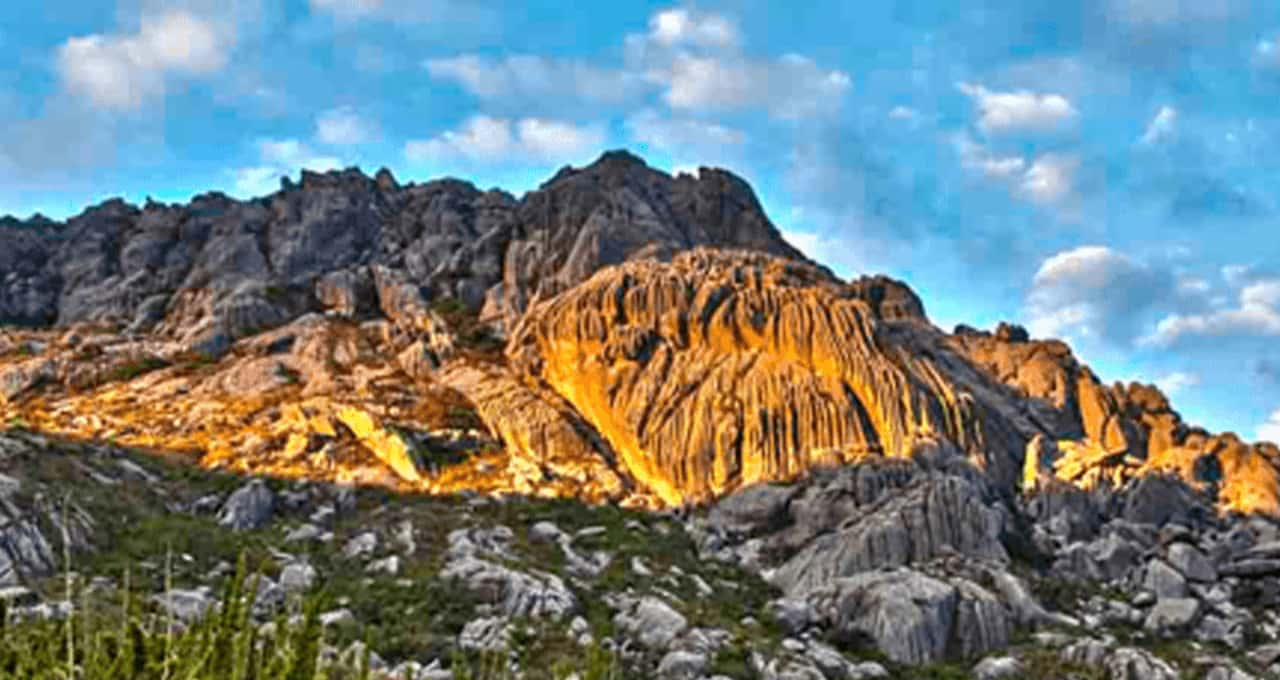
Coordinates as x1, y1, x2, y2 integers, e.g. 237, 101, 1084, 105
2, 0, 1280, 444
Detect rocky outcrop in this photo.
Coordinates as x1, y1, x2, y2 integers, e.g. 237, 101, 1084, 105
0, 151, 806, 356
502, 249, 1037, 505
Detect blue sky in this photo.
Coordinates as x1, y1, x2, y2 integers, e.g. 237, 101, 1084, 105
3, 0, 1280, 444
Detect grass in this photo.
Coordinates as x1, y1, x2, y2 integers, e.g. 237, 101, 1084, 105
102, 358, 171, 385
0, 555, 344, 680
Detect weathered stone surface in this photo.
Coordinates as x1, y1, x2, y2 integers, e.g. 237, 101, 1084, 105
217, 479, 275, 530
611, 595, 689, 650
806, 568, 958, 665
441, 528, 577, 620
1143, 597, 1201, 635
769, 473, 1008, 595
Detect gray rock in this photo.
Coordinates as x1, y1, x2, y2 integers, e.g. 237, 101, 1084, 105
1142, 559, 1188, 599
770, 473, 1007, 595
1105, 647, 1178, 680
768, 597, 815, 635
458, 616, 511, 652
319, 608, 356, 627
1143, 597, 1200, 635
442, 555, 576, 620
280, 563, 317, 593
656, 650, 708, 679
1061, 637, 1111, 667
343, 531, 378, 559
1166, 542, 1216, 582
611, 596, 688, 650
972, 656, 1024, 679
951, 579, 1010, 659
366, 555, 401, 576
807, 567, 957, 665
154, 588, 216, 623
217, 479, 275, 530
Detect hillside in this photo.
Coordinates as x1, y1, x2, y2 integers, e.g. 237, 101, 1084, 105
1, 150, 1279, 679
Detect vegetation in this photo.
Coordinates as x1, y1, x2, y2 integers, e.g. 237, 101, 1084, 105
104, 357, 172, 385
0, 557, 342, 680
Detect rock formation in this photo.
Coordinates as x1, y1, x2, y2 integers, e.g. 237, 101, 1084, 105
3, 150, 1280, 676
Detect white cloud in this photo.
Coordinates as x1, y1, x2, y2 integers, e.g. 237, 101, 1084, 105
1018, 153, 1079, 204
1139, 105, 1177, 145
57, 11, 229, 110
315, 106, 375, 145
404, 115, 604, 163
888, 106, 920, 121
1176, 276, 1210, 295
424, 55, 640, 104
1154, 371, 1200, 395
956, 82, 1077, 134
1258, 408, 1280, 445
955, 136, 1077, 205
647, 8, 739, 48
1026, 246, 1169, 344
657, 52, 850, 118
232, 138, 341, 198
625, 110, 745, 150
1140, 278, 1280, 346
1222, 264, 1252, 286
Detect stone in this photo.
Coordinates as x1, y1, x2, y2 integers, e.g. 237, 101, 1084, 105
972, 656, 1025, 679
343, 532, 378, 559
1166, 542, 1217, 582
807, 568, 958, 665
217, 479, 275, 530
457, 616, 511, 652
1105, 647, 1178, 680
1143, 597, 1201, 635
280, 563, 318, 593
656, 650, 708, 679
1143, 559, 1188, 599
611, 596, 688, 650
154, 588, 216, 624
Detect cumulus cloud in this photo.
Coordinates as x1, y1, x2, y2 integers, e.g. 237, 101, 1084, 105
315, 106, 375, 145
1025, 245, 1172, 345
424, 55, 642, 104
625, 109, 745, 150
954, 137, 1078, 206
1154, 371, 1200, 395
232, 138, 341, 198
1140, 277, 1280, 347
956, 82, 1077, 134
654, 52, 851, 118
57, 11, 230, 109
1018, 153, 1079, 205
403, 115, 604, 163
646, 7, 739, 48
1139, 105, 1177, 145
1258, 408, 1280, 445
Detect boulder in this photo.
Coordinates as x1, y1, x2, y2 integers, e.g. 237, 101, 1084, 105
217, 479, 275, 530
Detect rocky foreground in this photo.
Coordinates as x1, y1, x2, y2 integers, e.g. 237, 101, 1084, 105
1, 150, 1280, 677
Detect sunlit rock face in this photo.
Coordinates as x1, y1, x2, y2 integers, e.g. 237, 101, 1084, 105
952, 325, 1280, 516
499, 249, 1029, 506
1, 151, 1278, 517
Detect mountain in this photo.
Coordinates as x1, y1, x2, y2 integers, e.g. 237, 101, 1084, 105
1, 150, 1279, 678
